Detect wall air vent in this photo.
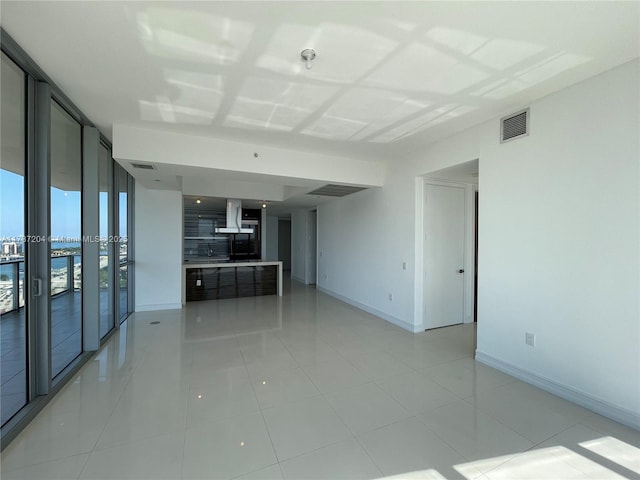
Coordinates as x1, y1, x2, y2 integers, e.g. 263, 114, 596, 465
307, 184, 367, 197
131, 163, 156, 170
501, 108, 529, 143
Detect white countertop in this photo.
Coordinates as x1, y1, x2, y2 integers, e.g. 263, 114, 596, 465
184, 260, 282, 269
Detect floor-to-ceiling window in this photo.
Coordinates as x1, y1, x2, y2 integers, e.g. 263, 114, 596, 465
1, 32, 135, 445
0, 52, 28, 426
49, 101, 83, 379
98, 143, 114, 339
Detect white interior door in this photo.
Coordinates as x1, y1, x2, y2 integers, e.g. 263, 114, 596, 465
424, 183, 465, 329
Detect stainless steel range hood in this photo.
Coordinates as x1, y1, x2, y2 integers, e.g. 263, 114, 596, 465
214, 199, 254, 234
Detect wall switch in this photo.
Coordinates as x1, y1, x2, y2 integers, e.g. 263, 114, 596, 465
388, 293, 393, 301
196, 279, 202, 287
525, 332, 536, 347
402, 262, 407, 270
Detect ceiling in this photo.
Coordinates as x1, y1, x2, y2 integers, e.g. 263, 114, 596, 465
2, 1, 638, 163
2, 2, 638, 216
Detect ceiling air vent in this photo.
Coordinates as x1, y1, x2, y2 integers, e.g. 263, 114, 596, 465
307, 184, 367, 197
131, 163, 156, 170
501, 108, 529, 143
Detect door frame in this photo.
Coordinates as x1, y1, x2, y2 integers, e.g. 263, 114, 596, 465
415, 178, 477, 330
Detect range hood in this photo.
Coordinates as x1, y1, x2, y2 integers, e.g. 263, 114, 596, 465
214, 199, 254, 234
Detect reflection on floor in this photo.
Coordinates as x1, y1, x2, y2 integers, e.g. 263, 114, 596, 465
1, 280, 638, 479
1, 290, 127, 425
1, 290, 84, 424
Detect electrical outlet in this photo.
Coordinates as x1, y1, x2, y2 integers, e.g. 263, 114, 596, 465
388, 293, 393, 301
196, 279, 202, 287
525, 332, 536, 347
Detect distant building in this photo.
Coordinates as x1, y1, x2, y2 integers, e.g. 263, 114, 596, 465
2, 242, 19, 256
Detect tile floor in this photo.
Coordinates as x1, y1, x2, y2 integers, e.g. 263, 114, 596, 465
1, 281, 638, 479
1, 289, 123, 424
2, 291, 83, 424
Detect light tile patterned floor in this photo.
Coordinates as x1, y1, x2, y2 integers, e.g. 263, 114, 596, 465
1, 290, 126, 424
1, 280, 638, 479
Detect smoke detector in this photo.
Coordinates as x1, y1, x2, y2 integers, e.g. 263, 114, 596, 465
301, 49, 316, 70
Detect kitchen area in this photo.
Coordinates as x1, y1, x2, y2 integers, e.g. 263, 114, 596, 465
182, 196, 283, 303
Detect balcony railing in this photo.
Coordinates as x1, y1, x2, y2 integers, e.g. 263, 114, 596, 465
0, 255, 81, 315
0, 259, 22, 315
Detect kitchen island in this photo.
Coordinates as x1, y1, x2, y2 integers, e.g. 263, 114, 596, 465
183, 260, 283, 304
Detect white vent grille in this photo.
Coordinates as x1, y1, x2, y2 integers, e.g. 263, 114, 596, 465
131, 163, 155, 170
307, 184, 367, 197
501, 109, 529, 143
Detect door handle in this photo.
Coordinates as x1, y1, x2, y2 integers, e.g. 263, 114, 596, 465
32, 278, 42, 297
457, 269, 465, 274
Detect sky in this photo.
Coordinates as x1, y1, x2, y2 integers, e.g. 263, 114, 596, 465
1, 169, 128, 241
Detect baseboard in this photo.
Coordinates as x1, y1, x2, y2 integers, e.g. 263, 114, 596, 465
135, 303, 182, 312
317, 286, 418, 333
475, 350, 640, 431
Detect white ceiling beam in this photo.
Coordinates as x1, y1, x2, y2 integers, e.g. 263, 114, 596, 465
113, 124, 384, 187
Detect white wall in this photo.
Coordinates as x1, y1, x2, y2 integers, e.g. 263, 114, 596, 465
306, 210, 317, 285
318, 60, 640, 426
474, 60, 639, 426
290, 209, 307, 283
134, 185, 183, 311
265, 215, 279, 261
317, 165, 417, 332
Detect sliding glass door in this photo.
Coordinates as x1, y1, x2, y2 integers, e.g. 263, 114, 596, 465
0, 52, 28, 425
49, 101, 83, 379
